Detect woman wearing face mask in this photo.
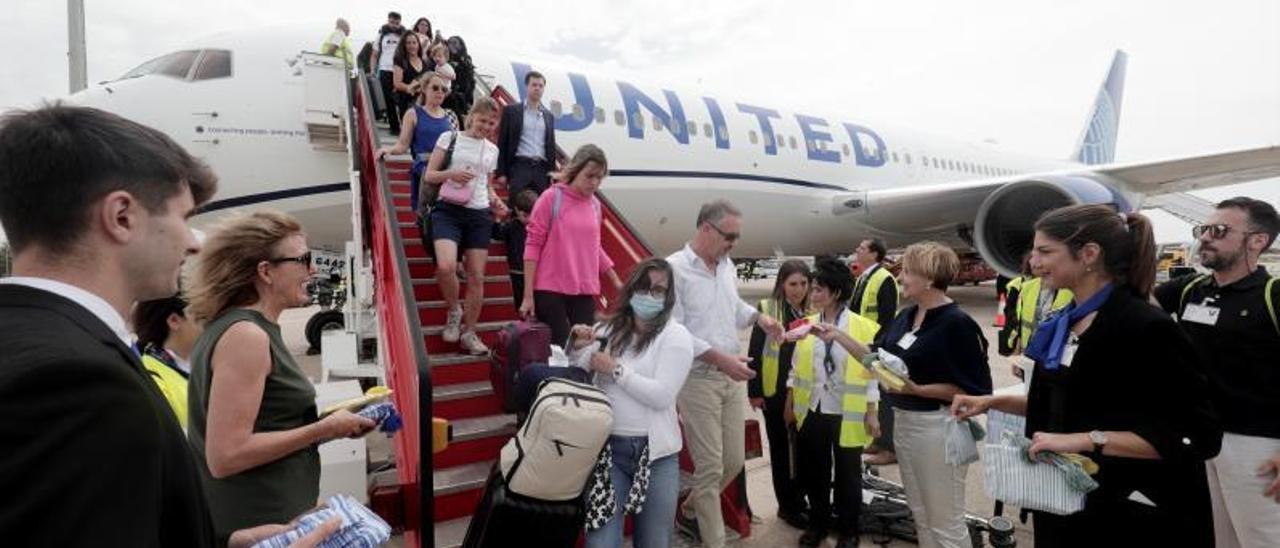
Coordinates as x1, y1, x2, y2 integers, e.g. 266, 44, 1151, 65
568, 258, 694, 548
746, 259, 812, 529
784, 257, 882, 548
952, 205, 1220, 548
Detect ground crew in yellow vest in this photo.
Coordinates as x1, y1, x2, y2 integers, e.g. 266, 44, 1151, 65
321, 18, 356, 70
784, 257, 880, 548
1010, 276, 1072, 359
131, 294, 203, 430
1155, 197, 1280, 548
747, 259, 813, 529
848, 237, 901, 467
996, 275, 1024, 356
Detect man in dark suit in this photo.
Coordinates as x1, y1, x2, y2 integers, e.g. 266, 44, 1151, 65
0, 105, 336, 546
495, 70, 557, 196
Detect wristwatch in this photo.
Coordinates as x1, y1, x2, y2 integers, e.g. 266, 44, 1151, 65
1088, 430, 1108, 455
611, 363, 626, 382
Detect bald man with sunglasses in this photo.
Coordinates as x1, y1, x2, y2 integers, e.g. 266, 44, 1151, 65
1155, 196, 1280, 548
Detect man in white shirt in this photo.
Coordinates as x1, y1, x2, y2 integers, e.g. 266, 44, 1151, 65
320, 18, 354, 73
668, 200, 782, 548
370, 11, 404, 134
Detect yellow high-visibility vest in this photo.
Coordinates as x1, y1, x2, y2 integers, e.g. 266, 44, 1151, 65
792, 312, 880, 448
142, 353, 189, 430
758, 298, 784, 397
854, 265, 898, 323
1014, 277, 1072, 351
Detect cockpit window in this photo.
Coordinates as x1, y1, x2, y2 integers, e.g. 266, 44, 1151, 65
192, 50, 232, 80
118, 49, 231, 81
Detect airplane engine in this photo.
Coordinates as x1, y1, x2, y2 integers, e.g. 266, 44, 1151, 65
973, 175, 1131, 277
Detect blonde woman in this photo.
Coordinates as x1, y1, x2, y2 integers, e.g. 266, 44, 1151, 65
186, 211, 375, 544
422, 97, 509, 354
876, 242, 992, 548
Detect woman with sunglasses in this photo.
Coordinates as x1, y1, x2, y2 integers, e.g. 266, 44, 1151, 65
568, 258, 694, 548
185, 211, 376, 544
379, 71, 456, 215
953, 205, 1221, 548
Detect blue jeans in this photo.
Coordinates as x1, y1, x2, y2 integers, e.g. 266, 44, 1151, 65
585, 436, 679, 548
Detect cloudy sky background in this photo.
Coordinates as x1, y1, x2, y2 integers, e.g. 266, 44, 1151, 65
1, 0, 1277, 244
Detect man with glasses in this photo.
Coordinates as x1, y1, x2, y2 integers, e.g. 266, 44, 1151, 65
496, 71, 556, 196
1155, 196, 1280, 548
667, 199, 783, 547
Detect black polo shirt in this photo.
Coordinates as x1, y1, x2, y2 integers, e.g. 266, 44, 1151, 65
878, 302, 992, 411
1155, 267, 1280, 438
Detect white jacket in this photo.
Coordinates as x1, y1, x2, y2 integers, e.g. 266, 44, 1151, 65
571, 320, 694, 460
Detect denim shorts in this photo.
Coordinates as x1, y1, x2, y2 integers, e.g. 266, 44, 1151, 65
430, 202, 493, 250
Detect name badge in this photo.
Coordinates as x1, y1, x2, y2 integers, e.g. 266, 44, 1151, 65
898, 332, 918, 350
1182, 303, 1220, 326
1060, 339, 1080, 367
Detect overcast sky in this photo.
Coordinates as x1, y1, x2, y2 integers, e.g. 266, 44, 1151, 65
1, 0, 1277, 244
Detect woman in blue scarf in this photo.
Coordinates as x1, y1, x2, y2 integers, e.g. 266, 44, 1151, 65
952, 204, 1221, 548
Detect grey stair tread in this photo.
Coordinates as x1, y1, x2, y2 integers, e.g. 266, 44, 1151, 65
423, 321, 507, 335
428, 352, 491, 366
433, 460, 493, 496
433, 380, 493, 401
434, 516, 471, 548
409, 256, 505, 265
414, 275, 506, 285
450, 413, 517, 441
419, 297, 511, 309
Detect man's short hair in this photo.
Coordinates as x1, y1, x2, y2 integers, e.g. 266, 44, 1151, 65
0, 104, 217, 254
863, 237, 888, 262
695, 199, 741, 228
512, 189, 538, 214
388, 11, 401, 20
1218, 196, 1280, 250
525, 71, 546, 86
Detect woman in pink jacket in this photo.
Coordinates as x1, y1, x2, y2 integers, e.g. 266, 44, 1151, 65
521, 144, 623, 346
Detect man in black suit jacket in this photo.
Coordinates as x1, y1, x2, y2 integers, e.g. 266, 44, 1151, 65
0, 106, 337, 546
495, 70, 557, 196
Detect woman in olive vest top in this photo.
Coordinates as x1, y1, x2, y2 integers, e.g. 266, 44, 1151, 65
186, 211, 375, 543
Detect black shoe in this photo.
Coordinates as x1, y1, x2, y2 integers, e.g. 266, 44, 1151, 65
778, 507, 810, 530
835, 535, 860, 548
676, 511, 701, 541
798, 529, 825, 547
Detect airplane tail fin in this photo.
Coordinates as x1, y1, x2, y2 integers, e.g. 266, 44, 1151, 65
1072, 50, 1127, 165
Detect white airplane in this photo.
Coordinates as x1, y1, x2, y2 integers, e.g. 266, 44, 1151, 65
68, 27, 1280, 278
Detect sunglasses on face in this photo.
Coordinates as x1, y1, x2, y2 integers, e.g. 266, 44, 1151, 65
1192, 224, 1260, 240
706, 222, 740, 242
269, 251, 312, 266
429, 84, 446, 92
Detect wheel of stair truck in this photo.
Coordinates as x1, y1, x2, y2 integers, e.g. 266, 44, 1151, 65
305, 309, 345, 353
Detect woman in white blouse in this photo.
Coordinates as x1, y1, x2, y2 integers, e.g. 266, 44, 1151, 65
569, 257, 694, 548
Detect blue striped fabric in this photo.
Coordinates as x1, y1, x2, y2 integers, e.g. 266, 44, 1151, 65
252, 494, 392, 548
358, 402, 403, 434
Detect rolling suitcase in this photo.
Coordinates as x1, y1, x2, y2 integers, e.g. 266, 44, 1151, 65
491, 320, 552, 413
461, 464, 584, 548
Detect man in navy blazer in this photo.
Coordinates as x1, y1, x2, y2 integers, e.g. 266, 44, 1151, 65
0, 105, 338, 546
496, 70, 557, 196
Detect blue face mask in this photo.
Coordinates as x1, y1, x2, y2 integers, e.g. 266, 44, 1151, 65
630, 293, 665, 320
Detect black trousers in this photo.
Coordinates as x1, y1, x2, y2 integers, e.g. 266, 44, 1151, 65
533, 290, 595, 347
761, 394, 806, 515
509, 157, 551, 196
870, 398, 896, 453
379, 70, 401, 135
798, 411, 863, 537
508, 270, 525, 311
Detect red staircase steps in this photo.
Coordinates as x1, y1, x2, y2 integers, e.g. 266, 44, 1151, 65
384, 155, 520, 547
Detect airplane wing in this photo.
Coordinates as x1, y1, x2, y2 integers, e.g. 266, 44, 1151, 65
851, 144, 1280, 275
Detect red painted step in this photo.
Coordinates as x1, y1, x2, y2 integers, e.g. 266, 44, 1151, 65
423, 321, 504, 355
418, 299, 517, 325
434, 436, 507, 470
401, 237, 507, 258
429, 353, 492, 386
413, 276, 513, 301
406, 257, 510, 278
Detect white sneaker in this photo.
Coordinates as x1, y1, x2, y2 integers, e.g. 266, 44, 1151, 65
442, 305, 463, 343
460, 330, 490, 355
